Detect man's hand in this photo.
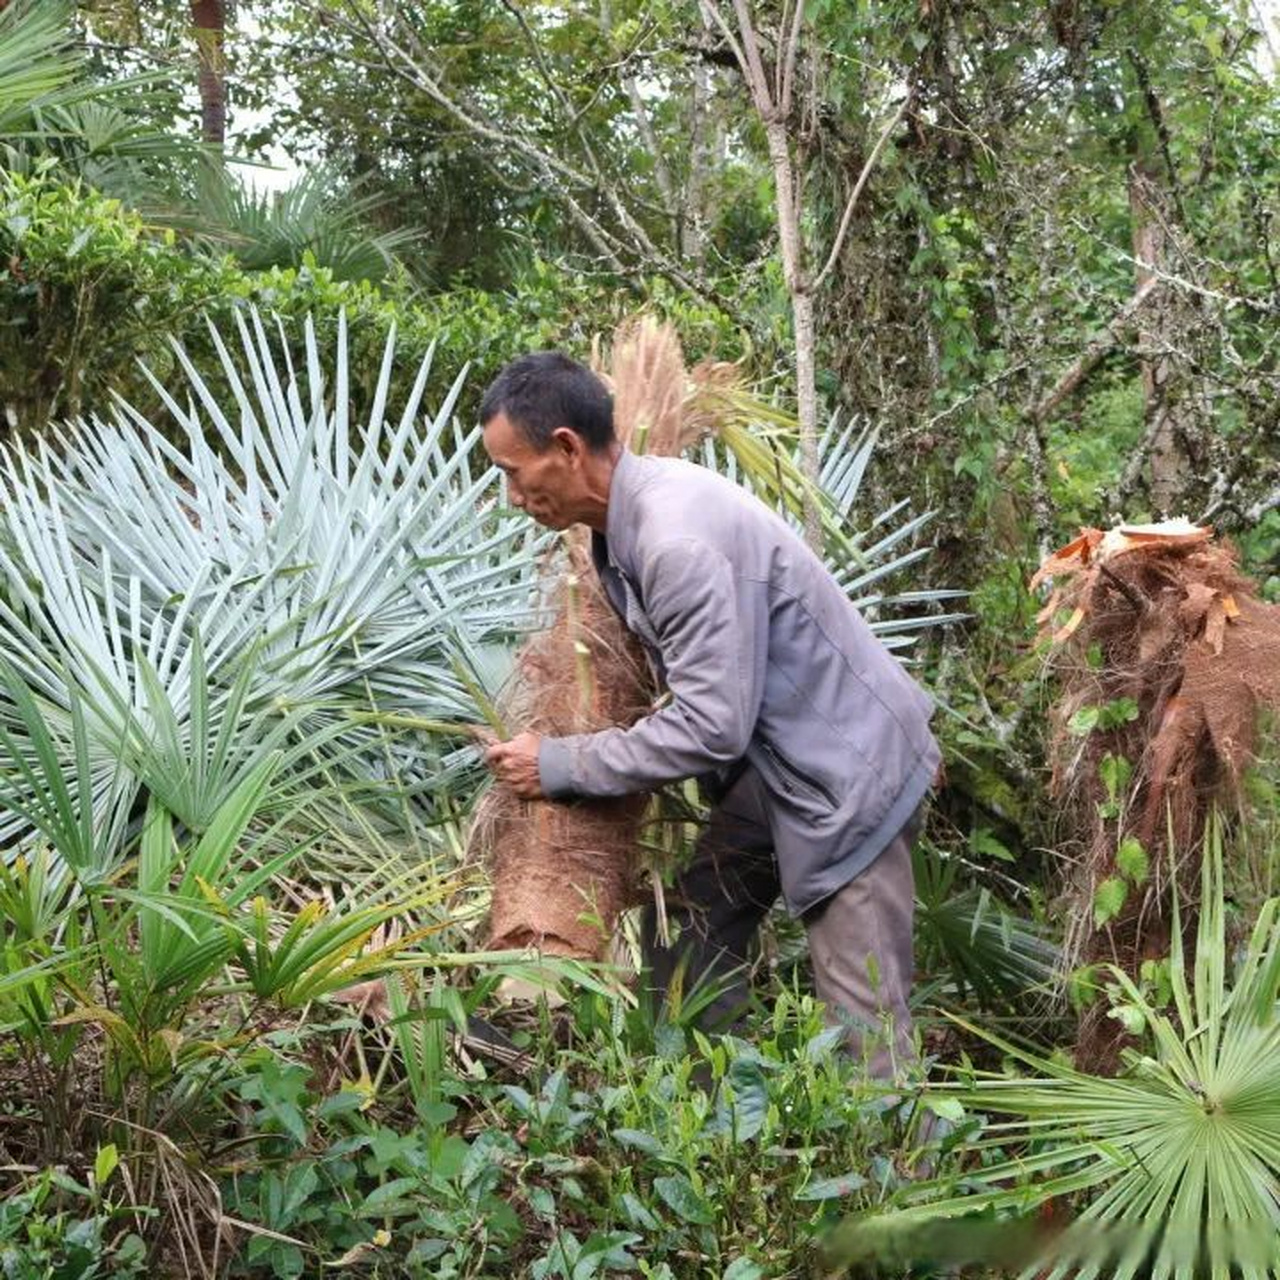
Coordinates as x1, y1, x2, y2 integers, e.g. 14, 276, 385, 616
484, 731, 544, 799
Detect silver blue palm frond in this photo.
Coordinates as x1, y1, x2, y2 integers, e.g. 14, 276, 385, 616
0, 309, 543, 861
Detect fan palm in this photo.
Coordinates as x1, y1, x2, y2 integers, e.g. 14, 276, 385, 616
0, 0, 195, 206
913, 838, 1058, 1010
180, 162, 422, 283
0, 0, 80, 122
701, 414, 968, 651
0, 309, 542, 870
842, 818, 1280, 1280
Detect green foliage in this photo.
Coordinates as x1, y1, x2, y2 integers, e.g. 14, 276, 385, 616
1098, 752, 1134, 818
0, 305, 547, 873
0, 277, 959, 1273
0, 170, 746, 431
0, 1170, 147, 1280
0, 1, 79, 119
1, 0, 198, 209
913, 840, 1058, 1010
176, 162, 423, 284
1115, 836, 1149, 886
207, 989, 953, 1277
233, 1, 773, 290
9, 2, 1280, 1269
0, 662, 442, 1123
1092, 875, 1128, 927
1067, 697, 1141, 737
847, 819, 1280, 1279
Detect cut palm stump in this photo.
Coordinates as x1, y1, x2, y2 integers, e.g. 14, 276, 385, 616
473, 319, 742, 964
1033, 519, 1280, 1067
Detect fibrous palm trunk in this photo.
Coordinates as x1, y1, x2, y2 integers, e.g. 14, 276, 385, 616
190, 0, 227, 146
1034, 521, 1280, 1069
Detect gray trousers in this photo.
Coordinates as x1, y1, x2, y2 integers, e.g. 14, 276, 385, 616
642, 765, 919, 1079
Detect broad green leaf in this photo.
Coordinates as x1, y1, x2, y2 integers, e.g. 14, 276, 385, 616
653, 1174, 714, 1225
726, 1057, 768, 1142
611, 1128, 665, 1156
1068, 705, 1102, 735
361, 1177, 420, 1214
1116, 837, 1149, 886
93, 1143, 119, 1188
1093, 877, 1128, 927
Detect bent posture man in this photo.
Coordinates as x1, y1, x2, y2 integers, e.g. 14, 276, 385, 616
482, 352, 939, 1077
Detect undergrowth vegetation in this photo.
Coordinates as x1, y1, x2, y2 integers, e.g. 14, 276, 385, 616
6, 311, 1279, 1280
7, 0, 1280, 1272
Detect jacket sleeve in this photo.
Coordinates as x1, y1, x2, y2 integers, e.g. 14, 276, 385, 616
538, 536, 764, 799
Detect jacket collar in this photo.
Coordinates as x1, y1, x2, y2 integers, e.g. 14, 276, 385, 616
592, 447, 645, 570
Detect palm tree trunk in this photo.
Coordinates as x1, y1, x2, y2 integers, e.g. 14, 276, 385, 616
190, 0, 227, 146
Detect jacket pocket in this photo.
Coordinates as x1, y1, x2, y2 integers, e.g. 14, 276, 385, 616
759, 740, 838, 810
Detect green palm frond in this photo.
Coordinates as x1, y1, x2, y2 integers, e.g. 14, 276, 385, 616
844, 818, 1280, 1280
171, 162, 421, 281
702, 414, 967, 651
0, 653, 460, 1075
0, 0, 79, 126
914, 840, 1058, 1009
0, 0, 193, 203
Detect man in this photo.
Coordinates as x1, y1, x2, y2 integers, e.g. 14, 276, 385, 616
481, 351, 939, 1077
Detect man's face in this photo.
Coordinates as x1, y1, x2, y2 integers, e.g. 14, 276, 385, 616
482, 411, 582, 530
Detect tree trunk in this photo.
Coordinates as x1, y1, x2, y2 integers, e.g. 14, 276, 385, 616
684, 23, 714, 265
1129, 163, 1189, 515
792, 289, 821, 542
190, 0, 227, 146
763, 118, 822, 547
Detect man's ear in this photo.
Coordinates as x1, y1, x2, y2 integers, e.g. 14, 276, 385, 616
549, 426, 585, 463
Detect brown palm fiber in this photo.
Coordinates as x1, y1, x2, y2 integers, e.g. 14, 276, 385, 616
1033, 523, 1280, 1067
476, 318, 745, 959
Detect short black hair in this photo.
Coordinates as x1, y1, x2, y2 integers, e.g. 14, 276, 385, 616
479, 352, 615, 453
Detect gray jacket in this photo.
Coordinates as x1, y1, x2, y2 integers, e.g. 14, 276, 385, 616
538, 449, 940, 916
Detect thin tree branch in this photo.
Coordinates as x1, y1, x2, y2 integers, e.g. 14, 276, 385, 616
601, 0, 678, 219
778, 0, 806, 119
1064, 211, 1274, 312
698, 1, 750, 89
349, 8, 630, 272
1114, 400, 1171, 508
1246, 481, 1280, 522
1030, 275, 1163, 424
730, 0, 775, 116
500, 0, 575, 123
812, 93, 910, 292
337, 1, 726, 306
1128, 48, 1187, 228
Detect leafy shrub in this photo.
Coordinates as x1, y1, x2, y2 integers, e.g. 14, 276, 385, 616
0, 171, 748, 433
0, 1170, 147, 1280
210, 990, 955, 1278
